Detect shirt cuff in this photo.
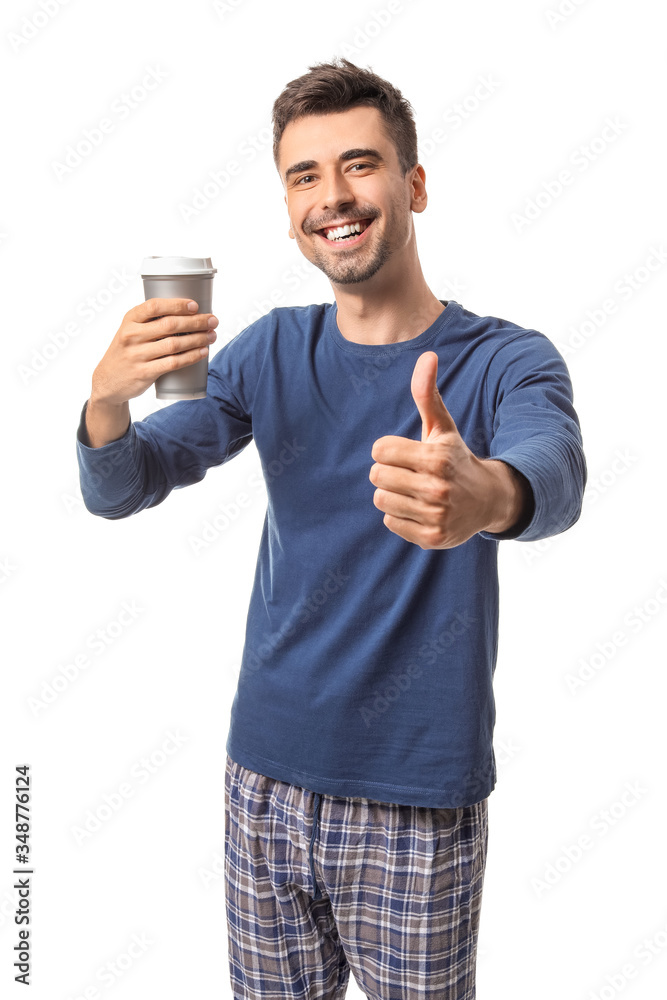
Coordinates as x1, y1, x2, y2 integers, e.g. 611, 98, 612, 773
76, 399, 132, 451
478, 461, 535, 541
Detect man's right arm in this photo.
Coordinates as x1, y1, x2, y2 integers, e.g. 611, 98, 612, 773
76, 296, 252, 519
83, 397, 130, 449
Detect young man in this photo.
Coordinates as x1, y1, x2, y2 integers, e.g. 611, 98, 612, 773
77, 58, 586, 1000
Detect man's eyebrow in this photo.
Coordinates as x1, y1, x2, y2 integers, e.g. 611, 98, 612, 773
284, 148, 385, 182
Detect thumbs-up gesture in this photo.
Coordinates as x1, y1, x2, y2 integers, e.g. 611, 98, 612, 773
369, 352, 527, 549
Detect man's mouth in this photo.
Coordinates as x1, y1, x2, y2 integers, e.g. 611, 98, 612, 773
314, 218, 374, 246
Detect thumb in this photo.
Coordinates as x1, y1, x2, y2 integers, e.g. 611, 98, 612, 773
411, 351, 458, 442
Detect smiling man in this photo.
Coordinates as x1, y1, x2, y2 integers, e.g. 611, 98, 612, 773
76, 58, 586, 1000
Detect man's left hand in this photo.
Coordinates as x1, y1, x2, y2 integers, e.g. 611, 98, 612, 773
369, 351, 524, 549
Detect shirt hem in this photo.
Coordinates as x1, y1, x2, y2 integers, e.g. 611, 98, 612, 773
226, 739, 495, 809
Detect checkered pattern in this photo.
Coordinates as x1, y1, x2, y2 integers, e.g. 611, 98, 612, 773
224, 753, 488, 999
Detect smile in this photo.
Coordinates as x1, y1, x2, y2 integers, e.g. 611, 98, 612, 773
315, 218, 374, 247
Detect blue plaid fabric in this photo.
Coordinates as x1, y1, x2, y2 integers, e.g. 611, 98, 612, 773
224, 754, 488, 999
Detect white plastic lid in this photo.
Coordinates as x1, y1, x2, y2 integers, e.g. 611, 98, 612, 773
140, 256, 217, 276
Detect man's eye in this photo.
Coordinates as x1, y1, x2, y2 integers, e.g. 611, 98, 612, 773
296, 164, 372, 185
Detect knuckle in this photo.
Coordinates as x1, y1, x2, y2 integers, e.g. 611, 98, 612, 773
146, 297, 162, 316
118, 326, 135, 347
161, 315, 179, 335
424, 477, 448, 504
429, 526, 444, 547
438, 455, 454, 479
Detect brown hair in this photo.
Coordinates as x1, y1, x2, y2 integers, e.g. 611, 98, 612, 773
272, 57, 419, 179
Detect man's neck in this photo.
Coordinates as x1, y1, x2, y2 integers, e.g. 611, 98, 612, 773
331, 259, 445, 346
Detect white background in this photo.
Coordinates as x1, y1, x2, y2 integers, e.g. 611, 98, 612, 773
2, 0, 666, 998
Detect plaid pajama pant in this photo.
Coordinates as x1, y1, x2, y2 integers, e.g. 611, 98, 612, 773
224, 754, 488, 1000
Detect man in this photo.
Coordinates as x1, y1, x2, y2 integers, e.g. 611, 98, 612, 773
76, 57, 586, 1000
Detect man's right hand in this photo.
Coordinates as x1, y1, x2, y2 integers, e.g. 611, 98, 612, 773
90, 297, 218, 406
83, 298, 218, 448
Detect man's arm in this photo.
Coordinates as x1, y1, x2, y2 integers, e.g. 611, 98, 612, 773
479, 460, 535, 536
76, 365, 253, 520
76, 296, 257, 519
477, 331, 587, 543
369, 340, 586, 549
83, 398, 130, 449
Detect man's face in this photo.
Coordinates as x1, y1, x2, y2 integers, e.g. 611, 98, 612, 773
278, 105, 422, 286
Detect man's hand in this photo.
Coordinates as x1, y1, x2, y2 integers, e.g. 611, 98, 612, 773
369, 351, 527, 549
91, 298, 218, 407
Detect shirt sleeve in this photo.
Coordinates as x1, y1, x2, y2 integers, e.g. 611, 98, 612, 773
75, 359, 253, 520
477, 330, 587, 543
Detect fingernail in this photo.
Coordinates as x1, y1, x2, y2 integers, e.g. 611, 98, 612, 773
188, 301, 198, 312
207, 316, 218, 328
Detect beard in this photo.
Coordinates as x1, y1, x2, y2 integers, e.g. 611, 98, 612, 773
296, 210, 396, 286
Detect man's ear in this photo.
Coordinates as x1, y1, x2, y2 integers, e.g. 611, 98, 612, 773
410, 164, 428, 215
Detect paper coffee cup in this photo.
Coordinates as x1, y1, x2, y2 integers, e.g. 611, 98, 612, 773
140, 256, 217, 400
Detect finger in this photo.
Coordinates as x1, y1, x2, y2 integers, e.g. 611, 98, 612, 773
371, 435, 441, 472
380, 512, 424, 547
370, 462, 424, 499
127, 310, 218, 349
127, 297, 204, 324
373, 485, 426, 521
411, 351, 458, 441
140, 330, 214, 363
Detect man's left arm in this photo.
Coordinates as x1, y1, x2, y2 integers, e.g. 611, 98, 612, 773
477, 332, 587, 543
370, 334, 586, 549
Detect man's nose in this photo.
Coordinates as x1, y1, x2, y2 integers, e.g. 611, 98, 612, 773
318, 170, 356, 212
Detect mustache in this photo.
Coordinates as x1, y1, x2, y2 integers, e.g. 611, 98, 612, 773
306, 213, 378, 234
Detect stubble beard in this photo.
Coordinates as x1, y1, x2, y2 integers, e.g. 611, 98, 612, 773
298, 213, 394, 286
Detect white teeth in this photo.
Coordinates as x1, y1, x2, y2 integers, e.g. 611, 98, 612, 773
325, 221, 364, 241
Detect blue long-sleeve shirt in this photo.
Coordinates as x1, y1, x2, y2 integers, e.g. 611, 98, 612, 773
75, 299, 586, 807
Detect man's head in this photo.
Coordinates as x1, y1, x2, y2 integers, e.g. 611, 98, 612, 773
272, 57, 418, 180
272, 58, 428, 287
